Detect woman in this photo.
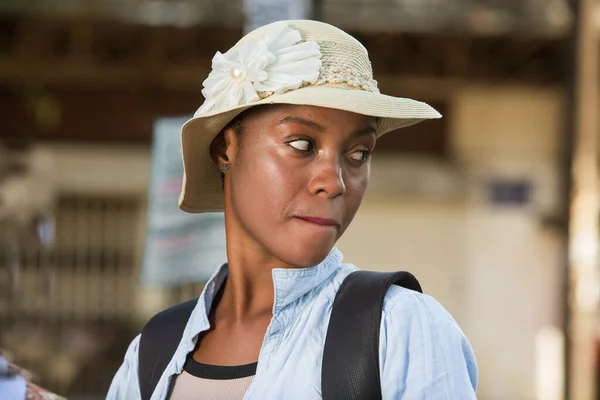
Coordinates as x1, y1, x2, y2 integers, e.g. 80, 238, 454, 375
108, 19, 478, 399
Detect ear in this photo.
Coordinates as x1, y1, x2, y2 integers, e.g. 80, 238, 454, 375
209, 126, 239, 167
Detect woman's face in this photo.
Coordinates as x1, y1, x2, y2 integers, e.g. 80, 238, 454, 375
219, 104, 377, 268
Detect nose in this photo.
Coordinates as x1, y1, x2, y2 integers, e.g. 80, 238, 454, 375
308, 156, 346, 199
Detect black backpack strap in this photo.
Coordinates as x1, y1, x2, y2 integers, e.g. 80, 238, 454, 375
322, 270, 422, 400
138, 298, 197, 400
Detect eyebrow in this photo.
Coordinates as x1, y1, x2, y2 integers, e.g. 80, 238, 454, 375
352, 125, 377, 138
278, 116, 324, 132
277, 115, 377, 137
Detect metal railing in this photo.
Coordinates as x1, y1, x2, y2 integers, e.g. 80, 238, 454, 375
0, 193, 142, 396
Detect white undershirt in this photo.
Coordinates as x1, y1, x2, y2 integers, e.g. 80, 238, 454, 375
168, 356, 257, 400
169, 370, 254, 400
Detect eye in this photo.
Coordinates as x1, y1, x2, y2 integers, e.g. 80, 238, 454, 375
348, 150, 372, 163
287, 139, 314, 152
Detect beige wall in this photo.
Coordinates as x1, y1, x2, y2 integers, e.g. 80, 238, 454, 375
456, 85, 564, 400
452, 85, 563, 159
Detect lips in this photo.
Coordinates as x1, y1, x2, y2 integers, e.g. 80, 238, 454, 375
295, 216, 340, 227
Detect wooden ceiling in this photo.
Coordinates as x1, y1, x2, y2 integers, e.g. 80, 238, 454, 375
0, 13, 569, 151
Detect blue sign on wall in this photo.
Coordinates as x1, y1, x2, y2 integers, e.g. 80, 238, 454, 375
141, 117, 227, 287
488, 179, 533, 206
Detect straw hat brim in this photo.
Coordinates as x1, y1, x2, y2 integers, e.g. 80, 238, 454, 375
179, 85, 441, 213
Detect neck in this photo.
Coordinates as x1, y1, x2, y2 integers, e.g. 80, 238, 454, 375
219, 228, 289, 322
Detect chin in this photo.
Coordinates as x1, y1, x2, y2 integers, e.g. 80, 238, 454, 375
273, 239, 336, 269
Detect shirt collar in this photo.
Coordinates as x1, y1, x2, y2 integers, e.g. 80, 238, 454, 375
271, 248, 343, 314
188, 247, 344, 334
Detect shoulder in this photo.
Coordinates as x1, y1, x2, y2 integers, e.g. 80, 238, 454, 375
124, 333, 141, 360
106, 334, 141, 400
381, 284, 473, 355
382, 285, 460, 331
380, 285, 478, 397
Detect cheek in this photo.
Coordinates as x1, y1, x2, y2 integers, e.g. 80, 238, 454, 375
231, 149, 299, 224
347, 171, 369, 195
259, 155, 298, 209
230, 151, 323, 264
341, 172, 369, 223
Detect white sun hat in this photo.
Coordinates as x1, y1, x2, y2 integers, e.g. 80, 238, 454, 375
179, 19, 441, 213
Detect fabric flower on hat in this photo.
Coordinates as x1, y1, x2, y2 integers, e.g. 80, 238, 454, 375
196, 22, 322, 115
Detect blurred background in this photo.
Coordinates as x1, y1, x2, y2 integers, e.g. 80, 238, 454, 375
0, 0, 598, 399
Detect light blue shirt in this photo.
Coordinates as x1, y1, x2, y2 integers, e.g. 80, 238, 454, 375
107, 248, 478, 399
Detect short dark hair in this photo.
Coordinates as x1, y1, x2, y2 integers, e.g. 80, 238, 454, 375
223, 104, 273, 136
219, 105, 272, 188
